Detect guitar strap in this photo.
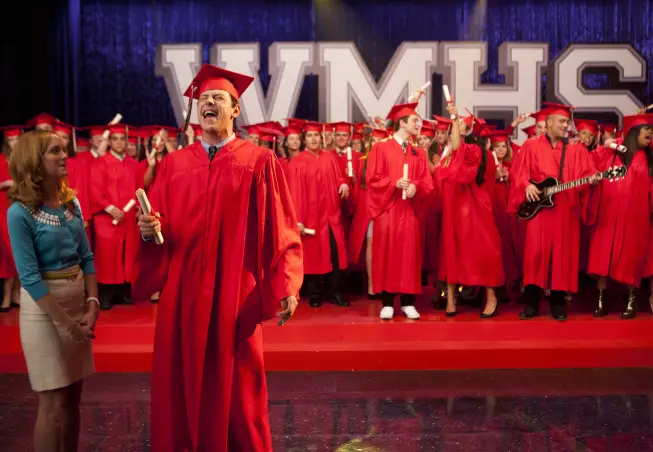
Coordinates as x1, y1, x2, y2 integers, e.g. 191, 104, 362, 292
558, 140, 567, 181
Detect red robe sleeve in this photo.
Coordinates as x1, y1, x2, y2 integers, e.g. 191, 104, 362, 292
437, 143, 482, 184
131, 158, 171, 300
412, 147, 434, 208
255, 155, 304, 318
507, 140, 536, 213
285, 158, 306, 227
89, 159, 111, 215
366, 142, 398, 219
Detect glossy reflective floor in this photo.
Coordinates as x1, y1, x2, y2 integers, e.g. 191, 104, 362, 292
2, 369, 653, 451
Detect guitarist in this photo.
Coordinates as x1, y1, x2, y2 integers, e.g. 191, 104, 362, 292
508, 102, 601, 321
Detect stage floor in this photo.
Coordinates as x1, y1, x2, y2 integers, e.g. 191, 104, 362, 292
1, 291, 653, 372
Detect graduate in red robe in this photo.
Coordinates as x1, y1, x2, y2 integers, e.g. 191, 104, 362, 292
508, 103, 600, 321
416, 121, 440, 282
133, 65, 303, 452
588, 115, 653, 319
0, 126, 22, 311
331, 122, 363, 233
347, 129, 390, 298
489, 131, 521, 292
90, 124, 143, 310
287, 121, 349, 307
366, 103, 433, 320
436, 106, 504, 317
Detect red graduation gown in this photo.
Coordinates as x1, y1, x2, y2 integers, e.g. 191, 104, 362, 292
366, 138, 433, 294
131, 140, 303, 452
67, 150, 97, 245
286, 150, 348, 275
437, 144, 504, 287
420, 149, 441, 275
492, 159, 521, 285
508, 135, 596, 292
90, 152, 143, 284
0, 154, 16, 278
333, 148, 362, 234
347, 161, 371, 267
587, 147, 652, 287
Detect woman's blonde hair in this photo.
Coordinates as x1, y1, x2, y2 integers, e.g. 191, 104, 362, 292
8, 130, 76, 210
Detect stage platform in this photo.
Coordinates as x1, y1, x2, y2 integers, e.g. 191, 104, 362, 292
1, 291, 653, 373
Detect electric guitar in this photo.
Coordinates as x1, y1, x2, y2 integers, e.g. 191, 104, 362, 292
516, 165, 627, 220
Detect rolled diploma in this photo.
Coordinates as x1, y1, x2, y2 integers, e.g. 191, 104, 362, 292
408, 81, 432, 102
135, 189, 164, 245
298, 223, 315, 236
112, 199, 136, 225
102, 113, 123, 140
346, 148, 353, 177
402, 163, 409, 200
154, 129, 165, 147
492, 151, 504, 181
442, 85, 456, 120
438, 145, 451, 166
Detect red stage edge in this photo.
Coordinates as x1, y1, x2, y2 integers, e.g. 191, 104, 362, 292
1, 296, 653, 373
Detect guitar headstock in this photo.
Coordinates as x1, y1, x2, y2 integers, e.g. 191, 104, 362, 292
603, 165, 627, 182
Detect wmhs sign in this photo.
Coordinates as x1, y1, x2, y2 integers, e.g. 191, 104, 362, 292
157, 42, 648, 144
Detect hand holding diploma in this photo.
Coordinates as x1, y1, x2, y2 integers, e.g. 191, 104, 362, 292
408, 81, 432, 103
112, 199, 136, 225
136, 189, 164, 244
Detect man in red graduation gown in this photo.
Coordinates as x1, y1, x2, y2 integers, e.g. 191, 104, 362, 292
508, 103, 600, 321
287, 121, 350, 307
90, 124, 143, 309
367, 103, 433, 320
331, 122, 362, 230
134, 64, 303, 452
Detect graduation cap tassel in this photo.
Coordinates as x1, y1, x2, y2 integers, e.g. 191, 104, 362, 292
183, 87, 196, 133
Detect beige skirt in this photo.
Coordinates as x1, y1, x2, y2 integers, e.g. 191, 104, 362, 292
19, 267, 95, 392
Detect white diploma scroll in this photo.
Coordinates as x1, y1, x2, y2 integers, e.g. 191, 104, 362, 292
298, 223, 315, 236
112, 199, 136, 225
408, 81, 432, 102
102, 113, 123, 140
135, 189, 164, 245
442, 85, 456, 120
346, 147, 354, 177
607, 142, 627, 153
402, 163, 409, 200
492, 151, 504, 182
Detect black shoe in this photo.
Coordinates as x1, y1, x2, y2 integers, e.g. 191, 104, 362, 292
0, 306, 10, 313
331, 295, 350, 307
445, 310, 458, 317
431, 289, 446, 310
621, 292, 637, 319
122, 296, 134, 305
10, 301, 19, 308
593, 289, 607, 317
517, 291, 528, 305
480, 306, 498, 319
550, 304, 567, 321
367, 293, 381, 300
519, 304, 539, 319
309, 297, 322, 308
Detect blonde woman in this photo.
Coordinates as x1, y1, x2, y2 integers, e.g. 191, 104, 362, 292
7, 130, 98, 452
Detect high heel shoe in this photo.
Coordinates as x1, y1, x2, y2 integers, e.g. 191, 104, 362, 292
621, 290, 637, 320
480, 306, 498, 319
593, 289, 607, 317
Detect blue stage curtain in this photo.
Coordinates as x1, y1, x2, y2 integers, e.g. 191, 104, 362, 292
49, 0, 653, 127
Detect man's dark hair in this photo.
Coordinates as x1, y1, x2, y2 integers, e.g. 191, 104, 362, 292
393, 116, 409, 132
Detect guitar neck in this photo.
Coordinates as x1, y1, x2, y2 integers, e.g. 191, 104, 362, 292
542, 176, 594, 196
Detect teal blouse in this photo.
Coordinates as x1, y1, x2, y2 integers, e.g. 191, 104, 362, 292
7, 199, 95, 301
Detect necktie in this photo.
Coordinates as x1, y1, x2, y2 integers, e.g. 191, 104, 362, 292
402, 142, 407, 153
208, 145, 218, 161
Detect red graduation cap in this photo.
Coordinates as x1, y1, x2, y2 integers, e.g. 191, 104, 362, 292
259, 121, 284, 132
386, 102, 419, 123
574, 119, 598, 133
479, 123, 497, 138
76, 138, 90, 148
354, 123, 366, 134
622, 114, 653, 138
600, 123, 617, 134
82, 126, 106, 137
433, 115, 453, 131
130, 127, 150, 139
0, 125, 25, 137
489, 130, 511, 145
304, 121, 323, 133
522, 125, 537, 138
108, 124, 129, 135
530, 109, 551, 123
53, 120, 77, 136
331, 122, 352, 134
419, 122, 435, 138
370, 128, 390, 140
285, 118, 307, 130
283, 126, 302, 137
323, 123, 336, 132
542, 102, 574, 120
184, 64, 254, 101
242, 124, 262, 136
463, 109, 487, 136
27, 113, 56, 128
351, 133, 363, 141
128, 136, 139, 144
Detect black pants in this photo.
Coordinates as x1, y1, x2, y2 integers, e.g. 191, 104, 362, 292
381, 292, 416, 308
523, 285, 565, 307
303, 227, 341, 300
99, 283, 131, 306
